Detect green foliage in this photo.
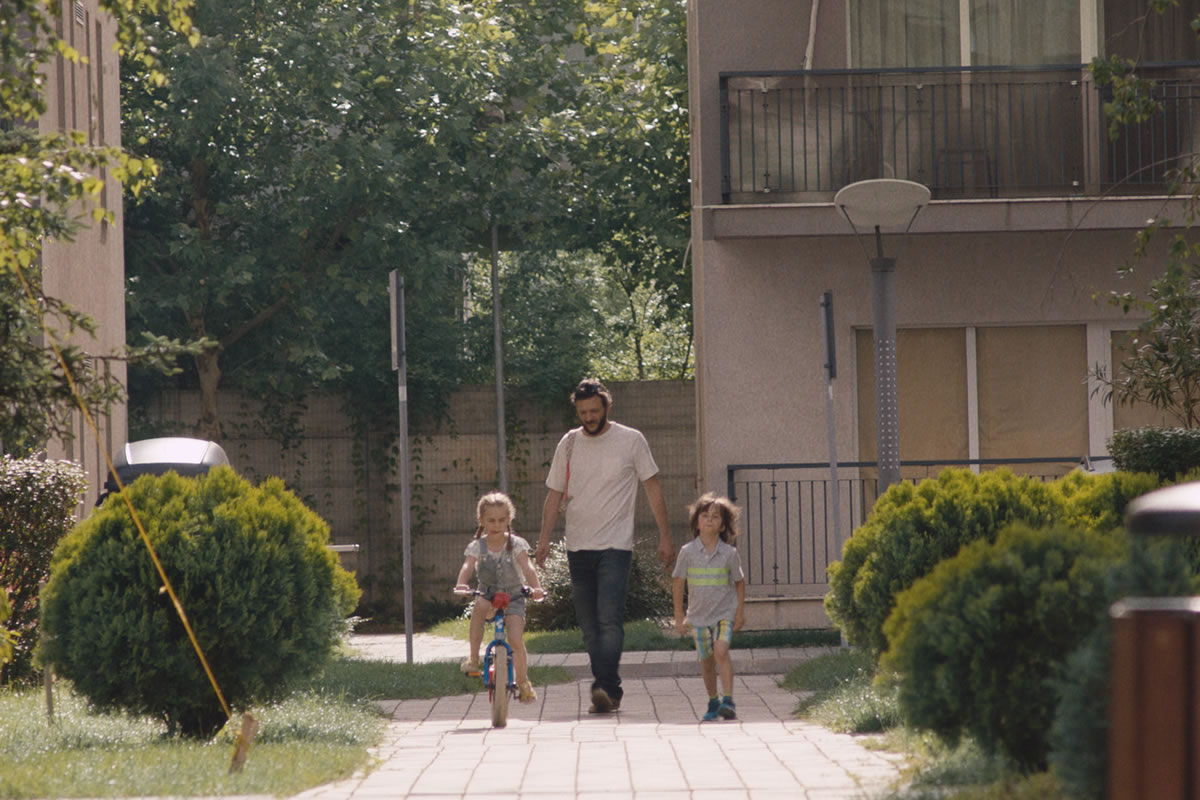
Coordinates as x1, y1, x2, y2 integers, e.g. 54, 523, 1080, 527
880, 523, 1125, 770
1050, 467, 1163, 531
0, 589, 14, 667
785, 649, 901, 734
123, 0, 694, 443
37, 466, 360, 737
568, 0, 694, 381
1089, 5, 1200, 432
0, 682, 379, 799
1108, 426, 1200, 479
1090, 251, 1200, 428
825, 469, 1062, 657
306, 657, 571, 701
0, 456, 87, 681
524, 541, 672, 631
1049, 535, 1196, 800
1, 0, 195, 455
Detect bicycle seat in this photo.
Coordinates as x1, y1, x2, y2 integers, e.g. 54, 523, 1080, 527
491, 591, 511, 611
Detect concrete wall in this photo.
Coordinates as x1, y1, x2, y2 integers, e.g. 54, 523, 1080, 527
141, 381, 699, 609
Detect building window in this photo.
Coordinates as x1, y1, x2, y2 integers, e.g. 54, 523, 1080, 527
851, 0, 1080, 68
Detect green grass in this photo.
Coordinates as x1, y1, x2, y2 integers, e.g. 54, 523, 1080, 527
782, 648, 900, 734
308, 657, 571, 700
0, 656, 573, 798
427, 617, 841, 653
783, 650, 1073, 800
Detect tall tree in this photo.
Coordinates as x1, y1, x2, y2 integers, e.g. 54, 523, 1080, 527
568, 0, 693, 380
124, 0, 602, 435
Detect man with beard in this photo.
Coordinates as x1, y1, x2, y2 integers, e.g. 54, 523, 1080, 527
535, 378, 674, 714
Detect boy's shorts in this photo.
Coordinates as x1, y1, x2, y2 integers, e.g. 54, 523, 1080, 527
692, 619, 733, 660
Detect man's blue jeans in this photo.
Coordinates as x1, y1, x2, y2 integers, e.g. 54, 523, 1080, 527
567, 548, 632, 702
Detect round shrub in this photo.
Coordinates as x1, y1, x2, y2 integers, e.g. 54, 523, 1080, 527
826, 469, 1062, 657
880, 523, 1124, 770
525, 541, 672, 631
1051, 468, 1162, 534
37, 466, 360, 737
0, 456, 87, 682
1109, 426, 1200, 480
1049, 536, 1196, 800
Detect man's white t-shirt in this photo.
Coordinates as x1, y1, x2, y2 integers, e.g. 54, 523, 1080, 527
545, 422, 659, 552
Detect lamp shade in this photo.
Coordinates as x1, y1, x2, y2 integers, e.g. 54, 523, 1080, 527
834, 179, 930, 232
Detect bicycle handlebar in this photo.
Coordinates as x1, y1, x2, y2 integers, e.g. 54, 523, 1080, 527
453, 585, 542, 600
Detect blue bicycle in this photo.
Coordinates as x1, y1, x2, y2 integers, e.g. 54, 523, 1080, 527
454, 586, 534, 727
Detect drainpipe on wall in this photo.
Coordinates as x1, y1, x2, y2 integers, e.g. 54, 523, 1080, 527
804, 0, 820, 68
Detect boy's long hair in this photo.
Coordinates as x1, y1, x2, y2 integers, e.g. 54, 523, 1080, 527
475, 490, 517, 551
687, 493, 741, 543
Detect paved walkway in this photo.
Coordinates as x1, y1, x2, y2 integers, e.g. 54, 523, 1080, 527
284, 634, 907, 800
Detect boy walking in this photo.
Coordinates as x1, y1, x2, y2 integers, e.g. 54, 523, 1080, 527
672, 493, 745, 721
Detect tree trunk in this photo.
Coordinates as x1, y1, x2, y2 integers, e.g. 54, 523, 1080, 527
194, 348, 223, 441
187, 311, 223, 441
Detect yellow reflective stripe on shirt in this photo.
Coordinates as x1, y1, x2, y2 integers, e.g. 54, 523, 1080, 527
687, 566, 728, 585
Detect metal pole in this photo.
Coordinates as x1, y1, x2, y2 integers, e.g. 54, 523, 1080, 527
389, 271, 415, 664
491, 221, 507, 493
819, 291, 841, 551
870, 228, 901, 492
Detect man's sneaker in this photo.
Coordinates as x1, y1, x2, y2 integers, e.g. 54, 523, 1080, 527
702, 698, 721, 721
460, 658, 481, 676
718, 698, 736, 720
588, 687, 615, 714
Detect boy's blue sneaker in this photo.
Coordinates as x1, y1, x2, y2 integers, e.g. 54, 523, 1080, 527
718, 697, 736, 720
702, 698, 720, 721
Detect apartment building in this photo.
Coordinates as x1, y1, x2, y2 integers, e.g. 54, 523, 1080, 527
687, 0, 1199, 624
37, 0, 128, 507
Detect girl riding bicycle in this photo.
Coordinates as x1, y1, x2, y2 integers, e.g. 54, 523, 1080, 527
454, 490, 545, 703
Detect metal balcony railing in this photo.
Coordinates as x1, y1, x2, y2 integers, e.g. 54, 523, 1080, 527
726, 456, 1113, 597
720, 64, 1200, 203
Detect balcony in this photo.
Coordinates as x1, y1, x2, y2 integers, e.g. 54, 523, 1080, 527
720, 64, 1200, 204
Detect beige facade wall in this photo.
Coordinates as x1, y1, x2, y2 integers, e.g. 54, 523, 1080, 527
38, 0, 128, 509
693, 229, 1161, 493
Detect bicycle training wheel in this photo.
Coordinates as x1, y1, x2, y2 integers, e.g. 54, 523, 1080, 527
490, 646, 509, 728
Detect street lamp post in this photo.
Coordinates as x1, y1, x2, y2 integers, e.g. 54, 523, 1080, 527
834, 179, 930, 493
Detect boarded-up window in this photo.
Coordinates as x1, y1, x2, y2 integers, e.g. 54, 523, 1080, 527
976, 325, 1088, 460
857, 327, 969, 464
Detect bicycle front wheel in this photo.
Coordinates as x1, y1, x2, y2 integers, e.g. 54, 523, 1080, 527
490, 646, 509, 728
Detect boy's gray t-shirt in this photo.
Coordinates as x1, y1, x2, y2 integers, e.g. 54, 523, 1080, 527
672, 538, 744, 627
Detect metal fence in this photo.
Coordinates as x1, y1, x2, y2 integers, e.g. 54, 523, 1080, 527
720, 64, 1200, 202
726, 456, 1113, 598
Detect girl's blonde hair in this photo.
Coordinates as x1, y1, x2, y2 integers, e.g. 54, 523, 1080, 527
687, 492, 740, 543
475, 490, 517, 550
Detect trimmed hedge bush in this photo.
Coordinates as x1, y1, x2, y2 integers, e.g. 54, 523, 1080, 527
1049, 468, 1162, 534
1109, 426, 1200, 480
825, 469, 1061, 657
0, 456, 87, 682
880, 523, 1125, 770
524, 541, 672, 631
37, 466, 360, 737
1049, 537, 1197, 800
